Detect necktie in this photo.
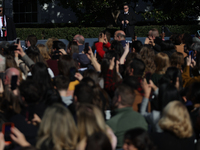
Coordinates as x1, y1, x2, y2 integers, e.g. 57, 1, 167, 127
1, 17, 7, 37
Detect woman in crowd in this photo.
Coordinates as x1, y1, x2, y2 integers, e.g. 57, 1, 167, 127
170, 51, 184, 71
26, 46, 54, 78
3, 103, 77, 150
66, 41, 79, 56
45, 37, 58, 56
36, 103, 78, 150
151, 52, 170, 86
76, 104, 117, 150
140, 46, 156, 75
140, 79, 182, 132
37, 44, 51, 61
151, 101, 195, 150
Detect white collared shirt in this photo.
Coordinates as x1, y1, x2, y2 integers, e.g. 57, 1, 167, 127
0, 15, 6, 37
124, 11, 129, 14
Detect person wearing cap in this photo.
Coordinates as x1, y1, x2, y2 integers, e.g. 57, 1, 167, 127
117, 4, 136, 38
0, 1, 17, 41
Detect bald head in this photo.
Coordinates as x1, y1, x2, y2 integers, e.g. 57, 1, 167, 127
4, 68, 20, 86
114, 30, 126, 41
73, 34, 85, 45
151, 28, 159, 39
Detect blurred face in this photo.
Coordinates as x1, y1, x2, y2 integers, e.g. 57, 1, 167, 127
114, 31, 119, 40
25, 39, 31, 48
123, 140, 138, 150
124, 5, 129, 13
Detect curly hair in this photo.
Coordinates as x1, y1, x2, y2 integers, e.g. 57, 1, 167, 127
140, 46, 156, 74
45, 37, 58, 55
170, 52, 184, 71
159, 101, 193, 138
123, 128, 156, 150
37, 44, 51, 61
154, 52, 170, 74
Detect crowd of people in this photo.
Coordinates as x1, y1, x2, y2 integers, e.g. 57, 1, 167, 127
0, 28, 200, 150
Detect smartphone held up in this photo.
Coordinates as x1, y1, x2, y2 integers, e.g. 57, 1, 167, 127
2, 122, 14, 145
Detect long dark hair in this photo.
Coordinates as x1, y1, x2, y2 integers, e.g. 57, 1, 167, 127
31, 62, 52, 91
58, 55, 77, 77
155, 83, 181, 111
26, 46, 48, 66
86, 132, 112, 150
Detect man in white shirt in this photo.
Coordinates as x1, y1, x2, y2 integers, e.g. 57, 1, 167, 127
0, 1, 16, 41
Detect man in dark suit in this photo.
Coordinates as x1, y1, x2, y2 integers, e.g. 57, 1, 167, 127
0, 1, 17, 41
117, 4, 136, 38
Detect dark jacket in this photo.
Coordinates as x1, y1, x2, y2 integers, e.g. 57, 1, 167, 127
117, 11, 136, 37
1, 16, 17, 41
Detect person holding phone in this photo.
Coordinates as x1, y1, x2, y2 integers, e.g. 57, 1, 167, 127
95, 31, 111, 59
0, 125, 31, 149
182, 51, 200, 87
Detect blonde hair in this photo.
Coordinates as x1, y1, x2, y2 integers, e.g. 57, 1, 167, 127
37, 44, 51, 61
159, 101, 193, 138
36, 103, 77, 150
154, 52, 170, 74
76, 104, 108, 141
45, 37, 58, 55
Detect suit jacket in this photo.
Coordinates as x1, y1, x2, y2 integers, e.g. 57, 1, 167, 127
117, 11, 136, 37
1, 16, 17, 41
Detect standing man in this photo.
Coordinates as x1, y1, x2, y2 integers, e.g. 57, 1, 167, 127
117, 4, 135, 38
0, 0, 16, 41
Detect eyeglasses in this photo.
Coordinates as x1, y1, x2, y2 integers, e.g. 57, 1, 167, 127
124, 7, 128, 9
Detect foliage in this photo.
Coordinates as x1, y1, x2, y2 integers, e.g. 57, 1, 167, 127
38, 0, 139, 26
16, 25, 199, 40
38, 0, 200, 25
142, 0, 200, 23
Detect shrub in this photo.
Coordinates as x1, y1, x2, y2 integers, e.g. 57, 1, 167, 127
16, 25, 199, 40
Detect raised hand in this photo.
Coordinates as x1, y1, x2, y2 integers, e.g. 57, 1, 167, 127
10, 127, 30, 147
